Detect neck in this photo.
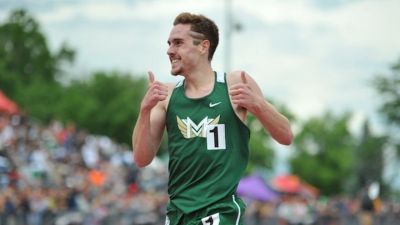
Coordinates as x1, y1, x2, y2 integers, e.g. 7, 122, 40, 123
183, 66, 215, 98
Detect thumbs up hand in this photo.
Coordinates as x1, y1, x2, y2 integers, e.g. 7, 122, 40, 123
229, 71, 262, 113
141, 71, 169, 111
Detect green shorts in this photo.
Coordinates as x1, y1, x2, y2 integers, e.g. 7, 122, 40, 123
165, 195, 246, 225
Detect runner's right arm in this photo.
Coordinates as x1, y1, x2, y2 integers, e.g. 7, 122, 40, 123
132, 71, 169, 167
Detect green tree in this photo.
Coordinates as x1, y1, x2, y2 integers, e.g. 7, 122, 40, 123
289, 112, 356, 196
351, 120, 388, 195
372, 58, 400, 127
16, 77, 64, 122
0, 8, 74, 121
371, 57, 400, 195
58, 71, 147, 144
0, 9, 74, 87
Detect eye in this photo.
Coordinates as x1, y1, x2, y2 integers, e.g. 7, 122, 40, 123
175, 40, 183, 46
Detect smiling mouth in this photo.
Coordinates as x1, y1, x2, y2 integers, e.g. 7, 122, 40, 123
171, 59, 181, 67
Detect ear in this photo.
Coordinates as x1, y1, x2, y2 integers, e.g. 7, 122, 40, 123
199, 39, 210, 55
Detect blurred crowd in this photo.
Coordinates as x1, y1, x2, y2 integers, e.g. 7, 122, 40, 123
244, 193, 400, 225
0, 113, 400, 225
0, 113, 168, 225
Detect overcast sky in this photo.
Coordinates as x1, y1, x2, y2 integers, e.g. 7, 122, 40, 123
1, 0, 400, 173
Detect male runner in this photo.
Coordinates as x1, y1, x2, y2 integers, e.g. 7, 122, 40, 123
132, 12, 293, 225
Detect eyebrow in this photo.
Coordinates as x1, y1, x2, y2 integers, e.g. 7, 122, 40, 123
167, 38, 184, 45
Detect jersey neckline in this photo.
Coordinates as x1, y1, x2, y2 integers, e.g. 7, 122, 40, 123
181, 71, 221, 101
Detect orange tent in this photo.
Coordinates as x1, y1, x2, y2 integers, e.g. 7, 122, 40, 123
271, 174, 302, 193
0, 91, 19, 114
271, 174, 319, 198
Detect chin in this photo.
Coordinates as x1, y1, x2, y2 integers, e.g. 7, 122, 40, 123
170, 69, 181, 76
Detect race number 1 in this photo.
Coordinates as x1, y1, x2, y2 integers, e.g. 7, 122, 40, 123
201, 213, 220, 225
206, 124, 226, 150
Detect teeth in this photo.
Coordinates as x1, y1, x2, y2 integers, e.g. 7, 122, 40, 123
172, 59, 178, 63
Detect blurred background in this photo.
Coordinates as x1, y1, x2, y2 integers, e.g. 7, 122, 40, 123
0, 0, 399, 224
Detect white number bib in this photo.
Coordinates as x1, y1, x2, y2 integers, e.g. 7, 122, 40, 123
206, 124, 226, 150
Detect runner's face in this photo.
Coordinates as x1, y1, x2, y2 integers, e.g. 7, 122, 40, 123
167, 24, 202, 76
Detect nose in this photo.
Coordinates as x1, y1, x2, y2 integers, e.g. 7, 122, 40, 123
167, 45, 174, 56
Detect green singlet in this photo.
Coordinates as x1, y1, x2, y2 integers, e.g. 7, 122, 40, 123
165, 71, 250, 225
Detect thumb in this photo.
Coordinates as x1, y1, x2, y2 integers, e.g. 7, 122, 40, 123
148, 71, 155, 84
241, 71, 247, 84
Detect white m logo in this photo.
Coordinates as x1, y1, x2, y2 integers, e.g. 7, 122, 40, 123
177, 115, 220, 138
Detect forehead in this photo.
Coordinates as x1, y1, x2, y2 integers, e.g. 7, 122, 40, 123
168, 24, 192, 41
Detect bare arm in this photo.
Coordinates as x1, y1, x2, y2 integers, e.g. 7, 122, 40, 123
228, 71, 293, 145
132, 71, 169, 167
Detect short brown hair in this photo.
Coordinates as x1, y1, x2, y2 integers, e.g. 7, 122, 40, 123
174, 12, 219, 61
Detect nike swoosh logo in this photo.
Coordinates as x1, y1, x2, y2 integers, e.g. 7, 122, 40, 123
209, 102, 222, 107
